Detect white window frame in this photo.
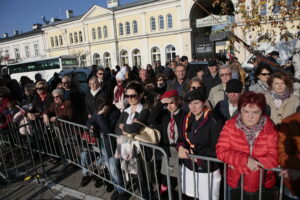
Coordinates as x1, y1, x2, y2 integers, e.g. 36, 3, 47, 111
34, 44, 39, 56
150, 17, 156, 31
151, 47, 161, 64
132, 49, 141, 67
97, 27, 102, 39
104, 52, 111, 68
165, 45, 176, 62
159, 15, 164, 30
92, 28, 96, 40
125, 22, 130, 35
133, 20, 138, 34
119, 23, 124, 36
25, 46, 30, 58
93, 53, 101, 66
167, 14, 173, 29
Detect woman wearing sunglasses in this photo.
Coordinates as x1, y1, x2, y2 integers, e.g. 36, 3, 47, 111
249, 63, 273, 94
188, 77, 203, 92
27, 80, 53, 121
114, 81, 152, 200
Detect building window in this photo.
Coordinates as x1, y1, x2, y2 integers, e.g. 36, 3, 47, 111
167, 14, 173, 29
165, 45, 176, 62
74, 32, 78, 43
55, 36, 59, 46
132, 49, 141, 67
92, 28, 96, 40
25, 46, 30, 58
150, 17, 156, 31
34, 44, 39, 56
97, 27, 102, 39
50, 37, 54, 47
69, 33, 73, 44
93, 53, 101, 66
79, 31, 83, 42
104, 52, 111, 68
80, 55, 87, 67
119, 23, 124, 36
159, 15, 164, 30
103, 26, 108, 38
5, 50, 9, 58
151, 47, 161, 64
120, 50, 129, 66
125, 22, 130, 35
14, 48, 20, 60
133, 20, 138, 34
59, 35, 63, 46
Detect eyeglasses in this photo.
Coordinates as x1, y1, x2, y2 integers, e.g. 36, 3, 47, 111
53, 95, 61, 99
36, 87, 46, 90
219, 73, 232, 77
191, 86, 201, 90
124, 94, 138, 99
97, 73, 105, 75
260, 73, 271, 76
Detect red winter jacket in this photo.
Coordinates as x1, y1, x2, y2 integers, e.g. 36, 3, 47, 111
216, 115, 278, 193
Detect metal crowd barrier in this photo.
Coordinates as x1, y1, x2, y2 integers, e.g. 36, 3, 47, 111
1, 117, 286, 200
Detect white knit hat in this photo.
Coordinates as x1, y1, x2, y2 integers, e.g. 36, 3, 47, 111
116, 71, 126, 80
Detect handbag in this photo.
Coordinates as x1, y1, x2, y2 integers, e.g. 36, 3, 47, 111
126, 121, 161, 144
231, 171, 278, 200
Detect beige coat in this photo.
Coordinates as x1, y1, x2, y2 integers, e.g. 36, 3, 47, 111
208, 84, 225, 108
265, 93, 300, 125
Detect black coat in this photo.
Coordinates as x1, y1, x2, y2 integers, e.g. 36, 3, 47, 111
30, 93, 53, 114
178, 112, 223, 173
202, 72, 221, 99
85, 89, 108, 116
214, 100, 238, 124
114, 106, 149, 135
148, 101, 186, 155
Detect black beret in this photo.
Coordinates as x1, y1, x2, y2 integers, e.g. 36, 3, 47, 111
225, 79, 243, 93
185, 88, 206, 103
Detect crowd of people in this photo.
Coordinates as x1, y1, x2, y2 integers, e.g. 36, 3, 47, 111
0, 53, 299, 200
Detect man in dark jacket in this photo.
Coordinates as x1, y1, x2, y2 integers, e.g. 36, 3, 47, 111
214, 79, 243, 123
166, 64, 189, 97
202, 60, 221, 98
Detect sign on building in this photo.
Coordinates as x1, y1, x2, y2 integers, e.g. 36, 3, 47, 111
196, 15, 228, 28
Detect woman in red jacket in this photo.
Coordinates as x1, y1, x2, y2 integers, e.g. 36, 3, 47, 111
216, 91, 278, 198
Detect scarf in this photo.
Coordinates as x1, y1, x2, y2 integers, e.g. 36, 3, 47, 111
90, 87, 101, 97
114, 84, 124, 103
235, 114, 266, 149
270, 89, 290, 108
257, 80, 269, 93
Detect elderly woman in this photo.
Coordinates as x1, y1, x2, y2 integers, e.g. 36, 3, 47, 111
265, 71, 300, 126
249, 63, 273, 94
178, 89, 223, 200
148, 89, 186, 196
216, 91, 278, 198
42, 88, 74, 124
27, 81, 53, 121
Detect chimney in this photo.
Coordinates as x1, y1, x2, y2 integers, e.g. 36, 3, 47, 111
14, 30, 19, 36
66, 10, 73, 19
107, 0, 119, 8
3, 33, 8, 38
32, 24, 42, 30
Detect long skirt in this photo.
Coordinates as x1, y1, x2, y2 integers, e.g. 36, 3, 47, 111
181, 165, 221, 200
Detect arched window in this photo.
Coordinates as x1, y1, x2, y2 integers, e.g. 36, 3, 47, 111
151, 47, 161, 64
93, 53, 101, 66
119, 23, 124, 36
59, 35, 63, 46
79, 31, 83, 42
150, 17, 156, 31
97, 27, 102, 39
280, 32, 294, 41
80, 55, 87, 67
132, 49, 141, 67
159, 15, 164, 30
167, 14, 173, 29
257, 34, 271, 44
165, 45, 176, 62
69, 33, 73, 44
103, 52, 111, 68
120, 50, 129, 66
50, 37, 54, 47
260, 1, 267, 15
133, 20, 138, 34
125, 22, 130, 35
92, 28, 96, 40
103, 26, 108, 38
55, 36, 59, 46
74, 32, 78, 43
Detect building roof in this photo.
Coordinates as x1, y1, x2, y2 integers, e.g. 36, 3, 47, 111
0, 29, 43, 43
111, 0, 158, 11
43, 15, 84, 27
